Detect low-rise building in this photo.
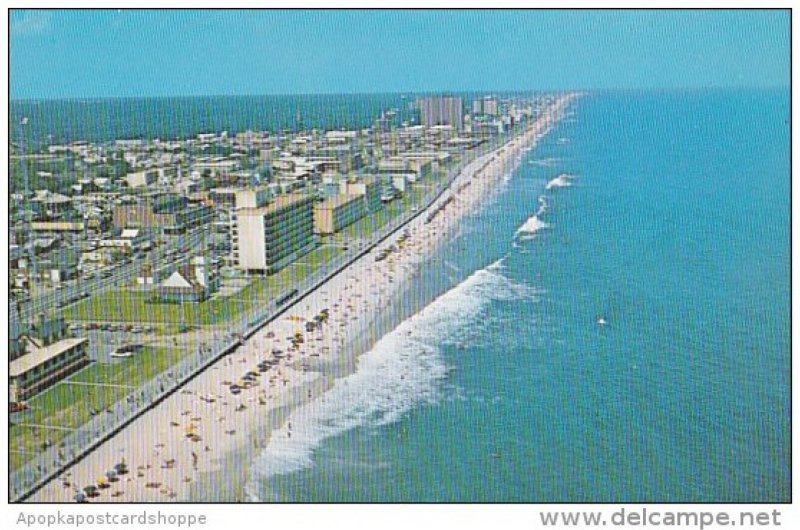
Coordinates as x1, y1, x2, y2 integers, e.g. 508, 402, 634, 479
339, 175, 382, 212
30, 191, 73, 218
306, 146, 364, 172
9, 303, 26, 361
124, 169, 159, 189
157, 256, 220, 302
135, 262, 161, 286
192, 157, 241, 179
37, 248, 80, 284
30, 221, 86, 233
99, 228, 150, 253
112, 194, 212, 235
9, 315, 89, 402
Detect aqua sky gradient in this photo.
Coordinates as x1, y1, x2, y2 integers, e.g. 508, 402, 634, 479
10, 9, 790, 99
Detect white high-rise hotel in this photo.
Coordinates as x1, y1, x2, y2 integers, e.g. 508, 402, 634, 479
418, 96, 464, 130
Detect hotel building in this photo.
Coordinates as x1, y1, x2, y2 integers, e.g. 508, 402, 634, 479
418, 96, 464, 131
9, 313, 89, 402
232, 193, 315, 273
313, 194, 366, 235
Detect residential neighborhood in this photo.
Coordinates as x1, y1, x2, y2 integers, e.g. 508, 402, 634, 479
8, 94, 548, 494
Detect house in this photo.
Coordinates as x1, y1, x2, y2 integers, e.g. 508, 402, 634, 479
36, 248, 80, 284
30, 190, 73, 219
112, 194, 212, 235
136, 262, 161, 286
157, 256, 220, 303
124, 169, 159, 189
99, 228, 150, 254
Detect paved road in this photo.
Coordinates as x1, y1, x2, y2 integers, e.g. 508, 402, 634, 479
17, 228, 213, 321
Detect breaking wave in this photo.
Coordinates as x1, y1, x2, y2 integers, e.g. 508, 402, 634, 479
545, 173, 576, 190
248, 263, 537, 493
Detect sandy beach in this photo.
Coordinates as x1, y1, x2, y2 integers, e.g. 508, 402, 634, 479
28, 94, 574, 503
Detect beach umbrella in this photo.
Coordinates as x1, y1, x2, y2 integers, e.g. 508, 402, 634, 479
115, 462, 129, 474
74, 491, 87, 503
106, 470, 118, 481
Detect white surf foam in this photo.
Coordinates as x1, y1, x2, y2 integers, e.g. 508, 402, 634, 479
249, 265, 536, 486
529, 157, 561, 167
545, 173, 575, 190
536, 195, 548, 216
515, 214, 550, 236
486, 257, 505, 272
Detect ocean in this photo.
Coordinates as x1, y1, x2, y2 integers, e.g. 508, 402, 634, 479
10, 91, 529, 147
246, 89, 790, 502
10, 94, 412, 146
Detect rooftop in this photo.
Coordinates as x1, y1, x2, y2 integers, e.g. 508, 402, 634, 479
315, 194, 362, 210
10, 338, 88, 378
236, 194, 312, 216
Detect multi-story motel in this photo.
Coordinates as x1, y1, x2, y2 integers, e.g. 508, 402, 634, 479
112, 194, 212, 235
232, 193, 316, 274
9, 310, 89, 403
338, 175, 382, 212
313, 194, 366, 235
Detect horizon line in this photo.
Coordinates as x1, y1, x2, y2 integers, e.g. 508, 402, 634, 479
9, 85, 789, 103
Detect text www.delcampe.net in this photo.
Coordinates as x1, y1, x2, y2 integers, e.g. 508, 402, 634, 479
539, 508, 782, 529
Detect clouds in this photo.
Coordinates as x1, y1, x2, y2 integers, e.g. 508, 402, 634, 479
11, 10, 53, 37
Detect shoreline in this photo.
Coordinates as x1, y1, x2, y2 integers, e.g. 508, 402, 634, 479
26, 94, 575, 503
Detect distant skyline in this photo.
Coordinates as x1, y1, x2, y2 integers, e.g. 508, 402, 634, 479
10, 9, 790, 100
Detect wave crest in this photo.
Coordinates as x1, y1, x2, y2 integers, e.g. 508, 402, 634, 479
515, 214, 550, 237
250, 264, 536, 485
545, 173, 576, 190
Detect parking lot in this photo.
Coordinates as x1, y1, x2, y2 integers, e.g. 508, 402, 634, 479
69, 325, 157, 363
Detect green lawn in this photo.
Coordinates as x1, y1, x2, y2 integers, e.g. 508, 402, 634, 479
11, 384, 127, 469
11, 141, 505, 475
338, 186, 430, 241
64, 291, 212, 326
10, 346, 181, 471
10, 450, 30, 473
70, 347, 186, 387
298, 244, 344, 267
62, 245, 344, 327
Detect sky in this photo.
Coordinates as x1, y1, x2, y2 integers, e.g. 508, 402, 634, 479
9, 9, 790, 99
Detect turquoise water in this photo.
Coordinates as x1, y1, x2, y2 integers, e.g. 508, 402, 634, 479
249, 89, 789, 502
